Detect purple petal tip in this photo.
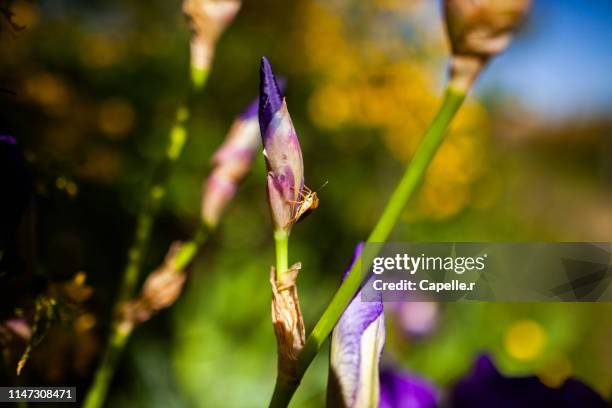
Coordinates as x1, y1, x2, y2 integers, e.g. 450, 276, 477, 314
259, 57, 284, 136
241, 77, 286, 121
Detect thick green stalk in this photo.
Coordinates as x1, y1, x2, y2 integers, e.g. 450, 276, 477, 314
269, 86, 467, 407
83, 71, 209, 408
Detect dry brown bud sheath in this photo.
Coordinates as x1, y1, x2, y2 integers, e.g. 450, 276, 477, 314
270, 262, 305, 385
120, 242, 187, 331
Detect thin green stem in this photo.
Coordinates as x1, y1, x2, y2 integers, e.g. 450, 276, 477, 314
81, 327, 131, 408
118, 104, 191, 308
274, 230, 290, 280
269, 86, 467, 407
83, 226, 210, 408
83, 71, 209, 408
175, 224, 210, 270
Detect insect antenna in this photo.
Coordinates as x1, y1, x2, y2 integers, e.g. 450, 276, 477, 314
315, 180, 328, 192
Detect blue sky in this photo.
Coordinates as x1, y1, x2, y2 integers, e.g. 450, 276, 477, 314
476, 0, 612, 119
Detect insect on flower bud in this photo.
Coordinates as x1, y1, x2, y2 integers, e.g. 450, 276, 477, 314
259, 57, 306, 233
443, 0, 531, 92
183, 0, 241, 87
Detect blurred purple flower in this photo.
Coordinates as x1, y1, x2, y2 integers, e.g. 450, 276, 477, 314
202, 174, 236, 228
201, 101, 264, 227
326, 244, 606, 408
258, 57, 304, 232
202, 80, 286, 227
452, 355, 608, 408
328, 243, 386, 407
394, 302, 439, 338
380, 367, 438, 408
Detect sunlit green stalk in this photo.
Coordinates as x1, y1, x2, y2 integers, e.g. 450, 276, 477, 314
274, 230, 290, 280
83, 70, 209, 408
269, 86, 467, 407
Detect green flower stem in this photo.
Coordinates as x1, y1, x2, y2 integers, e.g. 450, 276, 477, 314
119, 103, 192, 306
82, 224, 211, 408
174, 224, 210, 270
274, 230, 290, 280
81, 326, 131, 408
83, 70, 209, 408
269, 86, 467, 407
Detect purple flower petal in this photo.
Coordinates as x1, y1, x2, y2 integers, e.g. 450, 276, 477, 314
328, 243, 385, 407
259, 56, 284, 137
266, 171, 296, 231
257, 59, 304, 232
240, 98, 260, 121
201, 77, 285, 227
452, 354, 608, 408
242, 77, 286, 121
380, 367, 438, 408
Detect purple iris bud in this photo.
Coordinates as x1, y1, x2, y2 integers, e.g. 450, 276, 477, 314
452, 355, 608, 408
258, 57, 304, 232
259, 57, 284, 137
380, 367, 439, 408
201, 98, 261, 227
328, 243, 386, 407
241, 77, 285, 122
201, 80, 286, 227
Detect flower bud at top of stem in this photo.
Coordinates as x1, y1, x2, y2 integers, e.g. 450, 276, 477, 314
183, 0, 241, 86
443, 0, 531, 92
201, 99, 260, 228
258, 57, 304, 233
201, 79, 287, 228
